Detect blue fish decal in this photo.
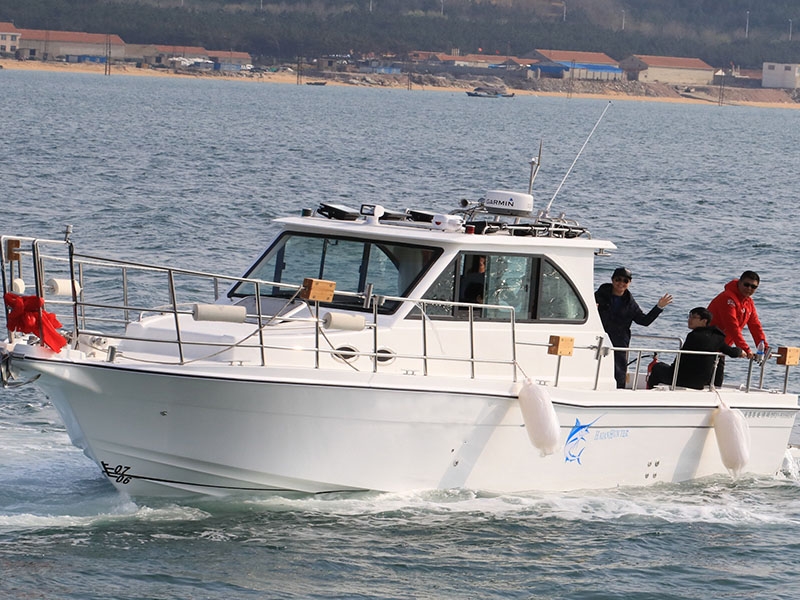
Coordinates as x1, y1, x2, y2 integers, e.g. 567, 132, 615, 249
564, 416, 601, 464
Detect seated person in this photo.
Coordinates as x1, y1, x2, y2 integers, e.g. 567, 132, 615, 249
648, 307, 745, 390
459, 255, 486, 304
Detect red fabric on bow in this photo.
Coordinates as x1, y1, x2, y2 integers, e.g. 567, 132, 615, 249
3, 292, 68, 352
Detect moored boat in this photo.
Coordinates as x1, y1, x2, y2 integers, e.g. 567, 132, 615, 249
466, 86, 515, 98
2, 164, 798, 498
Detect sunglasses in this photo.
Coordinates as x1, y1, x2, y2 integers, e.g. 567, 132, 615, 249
741, 282, 758, 290
613, 277, 630, 283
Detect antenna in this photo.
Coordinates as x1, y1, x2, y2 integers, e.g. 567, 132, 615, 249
545, 101, 612, 215
527, 140, 543, 195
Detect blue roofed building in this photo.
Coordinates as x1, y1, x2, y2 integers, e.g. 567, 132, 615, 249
526, 49, 623, 80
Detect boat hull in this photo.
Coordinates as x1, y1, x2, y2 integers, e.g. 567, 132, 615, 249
9, 352, 797, 497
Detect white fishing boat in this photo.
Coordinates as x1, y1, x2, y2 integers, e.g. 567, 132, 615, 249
2, 157, 799, 498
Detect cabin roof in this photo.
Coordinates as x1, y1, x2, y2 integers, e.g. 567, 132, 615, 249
275, 213, 615, 251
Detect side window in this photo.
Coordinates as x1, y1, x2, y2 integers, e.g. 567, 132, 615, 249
422, 253, 535, 321
419, 253, 586, 323
537, 259, 587, 321
422, 258, 458, 316
483, 255, 534, 320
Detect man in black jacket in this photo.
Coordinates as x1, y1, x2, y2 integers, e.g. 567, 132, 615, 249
647, 307, 745, 390
595, 267, 673, 388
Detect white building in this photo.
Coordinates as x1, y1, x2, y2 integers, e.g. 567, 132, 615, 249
762, 63, 800, 89
618, 55, 714, 86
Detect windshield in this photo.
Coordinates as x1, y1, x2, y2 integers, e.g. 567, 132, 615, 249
229, 232, 442, 312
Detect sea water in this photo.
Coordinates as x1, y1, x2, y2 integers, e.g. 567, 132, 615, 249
1, 70, 800, 599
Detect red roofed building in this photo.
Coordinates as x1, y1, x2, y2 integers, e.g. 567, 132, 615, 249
533, 49, 618, 66
619, 55, 714, 85
16, 29, 125, 61
0, 22, 21, 55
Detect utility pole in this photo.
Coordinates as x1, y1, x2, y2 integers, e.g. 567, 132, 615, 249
104, 34, 111, 75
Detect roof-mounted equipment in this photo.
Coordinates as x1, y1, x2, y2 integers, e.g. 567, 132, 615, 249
483, 190, 534, 218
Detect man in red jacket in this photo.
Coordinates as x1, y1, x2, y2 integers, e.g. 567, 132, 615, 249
707, 270, 766, 359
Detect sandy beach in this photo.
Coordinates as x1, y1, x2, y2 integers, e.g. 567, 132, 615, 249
3, 57, 798, 109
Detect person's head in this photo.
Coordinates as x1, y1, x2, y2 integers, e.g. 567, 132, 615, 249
611, 267, 632, 296
737, 270, 760, 298
687, 306, 712, 329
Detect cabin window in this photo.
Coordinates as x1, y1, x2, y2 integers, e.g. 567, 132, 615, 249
483, 255, 534, 320
228, 232, 441, 313
420, 253, 586, 323
537, 259, 586, 321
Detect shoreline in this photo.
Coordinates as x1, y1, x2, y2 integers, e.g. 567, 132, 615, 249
3, 58, 799, 109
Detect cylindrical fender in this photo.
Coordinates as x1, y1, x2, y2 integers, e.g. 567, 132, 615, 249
322, 312, 366, 331
713, 401, 750, 478
518, 378, 561, 456
45, 278, 82, 296
192, 304, 247, 323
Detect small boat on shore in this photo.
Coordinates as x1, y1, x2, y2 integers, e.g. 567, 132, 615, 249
2, 157, 798, 498
466, 86, 515, 98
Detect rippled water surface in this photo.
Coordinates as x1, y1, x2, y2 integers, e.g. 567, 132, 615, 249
2, 70, 800, 599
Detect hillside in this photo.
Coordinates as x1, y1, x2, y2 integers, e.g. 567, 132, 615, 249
1, 0, 799, 68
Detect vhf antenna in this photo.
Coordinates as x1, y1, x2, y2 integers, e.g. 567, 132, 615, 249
544, 101, 612, 215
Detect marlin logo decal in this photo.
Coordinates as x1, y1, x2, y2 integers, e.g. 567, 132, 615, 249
564, 416, 601, 464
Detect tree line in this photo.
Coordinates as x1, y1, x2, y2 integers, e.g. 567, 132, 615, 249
1, 0, 799, 68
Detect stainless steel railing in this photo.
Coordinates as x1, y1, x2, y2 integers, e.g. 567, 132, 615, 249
2, 235, 522, 379
2, 234, 796, 392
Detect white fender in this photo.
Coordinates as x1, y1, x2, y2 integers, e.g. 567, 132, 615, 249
322, 312, 366, 331
45, 278, 82, 296
713, 401, 750, 478
518, 378, 560, 456
192, 304, 247, 323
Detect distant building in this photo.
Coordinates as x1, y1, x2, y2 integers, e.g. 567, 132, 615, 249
618, 55, 713, 85
145, 44, 210, 67
762, 62, 800, 89
0, 22, 20, 55
124, 44, 163, 65
15, 28, 125, 61
357, 58, 402, 75
207, 50, 253, 71
526, 49, 623, 80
